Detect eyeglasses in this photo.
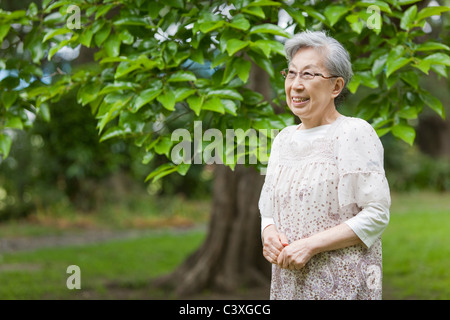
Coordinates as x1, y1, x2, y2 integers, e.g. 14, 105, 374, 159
281, 69, 339, 81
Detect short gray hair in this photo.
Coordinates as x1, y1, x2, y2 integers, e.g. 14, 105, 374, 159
284, 30, 353, 105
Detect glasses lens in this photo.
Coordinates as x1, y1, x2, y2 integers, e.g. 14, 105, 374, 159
301, 72, 314, 80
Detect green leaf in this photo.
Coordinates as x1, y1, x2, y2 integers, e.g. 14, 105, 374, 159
43, 28, 70, 42
355, 1, 392, 14
347, 74, 361, 93
247, 0, 281, 7
202, 96, 225, 113
95, 4, 114, 19
115, 61, 141, 79
358, 71, 379, 88
5, 116, 23, 130
416, 6, 450, 21
177, 163, 191, 176
283, 6, 305, 27
386, 57, 411, 78
99, 126, 127, 142
79, 28, 94, 47
221, 99, 237, 115
168, 70, 197, 82
145, 163, 178, 183
234, 58, 252, 83
302, 7, 328, 24
94, 23, 111, 46
2, 91, 18, 110
398, 0, 422, 5
372, 53, 388, 76
397, 105, 418, 119
400, 5, 417, 31
391, 123, 415, 146
419, 92, 445, 118
132, 88, 163, 112
324, 5, 349, 26
400, 71, 419, 89
157, 90, 176, 111
174, 88, 196, 102
350, 20, 364, 34
247, 51, 274, 78
154, 136, 174, 157
222, 59, 238, 84
199, 20, 225, 33
413, 58, 431, 74
249, 24, 290, 38
226, 39, 250, 56
252, 40, 271, 58
113, 16, 151, 26
77, 82, 102, 106
0, 134, 12, 158
415, 41, 450, 52
0, 24, 11, 44
423, 53, 450, 66
104, 33, 121, 57
229, 15, 250, 31
242, 6, 265, 19
207, 89, 243, 101
187, 95, 204, 116
38, 102, 51, 122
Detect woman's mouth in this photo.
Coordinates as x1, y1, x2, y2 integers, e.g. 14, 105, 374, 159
292, 97, 310, 106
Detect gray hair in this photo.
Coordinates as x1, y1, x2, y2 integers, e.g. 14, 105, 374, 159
284, 30, 353, 105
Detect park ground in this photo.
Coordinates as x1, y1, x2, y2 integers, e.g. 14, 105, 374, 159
0, 191, 449, 300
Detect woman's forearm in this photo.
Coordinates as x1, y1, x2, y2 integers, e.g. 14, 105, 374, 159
308, 223, 364, 256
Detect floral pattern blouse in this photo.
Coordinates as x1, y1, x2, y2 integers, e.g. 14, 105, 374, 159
259, 116, 391, 300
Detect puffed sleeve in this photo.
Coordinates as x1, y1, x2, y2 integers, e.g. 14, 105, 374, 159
258, 130, 283, 236
335, 118, 391, 248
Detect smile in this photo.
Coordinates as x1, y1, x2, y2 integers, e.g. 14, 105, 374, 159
292, 97, 310, 102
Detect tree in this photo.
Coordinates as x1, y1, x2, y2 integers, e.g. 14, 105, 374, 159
0, 0, 449, 296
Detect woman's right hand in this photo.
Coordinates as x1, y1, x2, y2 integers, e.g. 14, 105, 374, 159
262, 225, 289, 264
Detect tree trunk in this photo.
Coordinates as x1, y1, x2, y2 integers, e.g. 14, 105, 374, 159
155, 63, 273, 297
156, 164, 270, 297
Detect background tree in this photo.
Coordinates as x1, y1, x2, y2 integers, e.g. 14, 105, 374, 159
0, 0, 449, 296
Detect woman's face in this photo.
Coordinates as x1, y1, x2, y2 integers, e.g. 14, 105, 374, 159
285, 47, 343, 125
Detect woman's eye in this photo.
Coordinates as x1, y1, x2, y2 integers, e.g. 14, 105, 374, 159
303, 71, 314, 76
288, 70, 296, 75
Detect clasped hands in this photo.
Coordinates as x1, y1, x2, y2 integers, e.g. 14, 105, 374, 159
262, 225, 315, 270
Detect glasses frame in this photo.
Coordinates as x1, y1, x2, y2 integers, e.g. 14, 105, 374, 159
280, 68, 339, 81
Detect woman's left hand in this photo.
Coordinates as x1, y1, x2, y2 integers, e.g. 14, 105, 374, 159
277, 238, 315, 270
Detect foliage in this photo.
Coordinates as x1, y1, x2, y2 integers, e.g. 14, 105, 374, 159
383, 134, 450, 191
0, 0, 449, 181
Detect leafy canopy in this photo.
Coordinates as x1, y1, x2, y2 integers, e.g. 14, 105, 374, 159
0, 0, 448, 181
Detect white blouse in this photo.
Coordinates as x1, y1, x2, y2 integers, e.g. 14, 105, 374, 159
260, 116, 391, 248
259, 115, 391, 299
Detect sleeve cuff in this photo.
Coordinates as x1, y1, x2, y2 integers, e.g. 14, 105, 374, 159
261, 217, 275, 235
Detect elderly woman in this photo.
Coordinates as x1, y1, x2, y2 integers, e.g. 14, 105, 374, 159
259, 30, 391, 300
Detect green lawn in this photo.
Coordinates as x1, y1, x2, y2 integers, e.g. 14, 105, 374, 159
0, 191, 449, 300
0, 230, 205, 299
383, 192, 450, 300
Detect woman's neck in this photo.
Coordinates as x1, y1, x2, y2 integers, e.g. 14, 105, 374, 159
299, 109, 341, 130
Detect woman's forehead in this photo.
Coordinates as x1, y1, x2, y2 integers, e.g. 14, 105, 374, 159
289, 47, 325, 69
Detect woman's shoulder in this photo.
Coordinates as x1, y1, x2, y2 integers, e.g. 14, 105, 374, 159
336, 116, 377, 136
274, 124, 298, 140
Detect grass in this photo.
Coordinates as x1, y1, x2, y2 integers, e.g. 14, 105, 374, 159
383, 191, 450, 300
0, 229, 205, 299
0, 191, 449, 299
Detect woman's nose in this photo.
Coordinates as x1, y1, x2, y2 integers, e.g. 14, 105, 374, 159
291, 77, 305, 89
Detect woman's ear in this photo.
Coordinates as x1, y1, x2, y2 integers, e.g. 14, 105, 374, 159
331, 77, 345, 98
